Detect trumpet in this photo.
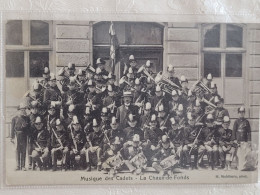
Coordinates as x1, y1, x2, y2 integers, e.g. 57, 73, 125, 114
191, 78, 213, 97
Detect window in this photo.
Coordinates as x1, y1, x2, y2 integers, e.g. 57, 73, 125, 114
5, 20, 52, 79
6, 52, 24, 77
29, 52, 49, 77
202, 24, 244, 78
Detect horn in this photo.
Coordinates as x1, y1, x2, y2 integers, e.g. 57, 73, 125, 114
201, 97, 217, 108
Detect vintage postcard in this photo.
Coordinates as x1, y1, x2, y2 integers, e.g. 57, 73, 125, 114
3, 20, 259, 186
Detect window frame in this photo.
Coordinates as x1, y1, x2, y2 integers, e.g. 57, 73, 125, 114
201, 23, 246, 78
5, 20, 53, 89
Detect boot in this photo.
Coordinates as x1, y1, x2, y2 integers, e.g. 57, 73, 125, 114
86, 163, 91, 172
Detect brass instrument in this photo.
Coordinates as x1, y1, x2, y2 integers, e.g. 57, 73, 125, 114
191, 78, 214, 99
154, 72, 182, 95
57, 67, 70, 86
137, 65, 156, 82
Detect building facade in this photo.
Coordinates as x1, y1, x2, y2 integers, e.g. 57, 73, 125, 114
4, 20, 260, 143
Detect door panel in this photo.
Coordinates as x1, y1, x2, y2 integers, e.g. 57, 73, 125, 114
224, 78, 244, 104
6, 78, 27, 107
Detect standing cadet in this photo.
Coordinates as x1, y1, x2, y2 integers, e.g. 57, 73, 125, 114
28, 100, 40, 169
103, 84, 120, 116
233, 106, 251, 143
213, 96, 229, 123
218, 116, 235, 170
166, 64, 181, 88
96, 58, 109, 76
140, 102, 152, 128
30, 116, 50, 170
11, 103, 30, 171
43, 73, 62, 108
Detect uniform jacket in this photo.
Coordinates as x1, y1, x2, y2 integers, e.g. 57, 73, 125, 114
232, 118, 251, 142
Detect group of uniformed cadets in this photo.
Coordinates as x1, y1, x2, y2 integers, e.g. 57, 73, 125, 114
10, 54, 252, 176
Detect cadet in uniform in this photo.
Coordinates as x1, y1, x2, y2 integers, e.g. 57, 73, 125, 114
68, 116, 86, 170
123, 114, 144, 141
152, 135, 177, 176
11, 103, 30, 171
31, 116, 50, 170
218, 116, 235, 170
166, 64, 181, 88
85, 119, 104, 171
51, 119, 70, 171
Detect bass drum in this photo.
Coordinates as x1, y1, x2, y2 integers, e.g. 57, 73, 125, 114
237, 142, 258, 171
130, 152, 148, 169
160, 155, 179, 170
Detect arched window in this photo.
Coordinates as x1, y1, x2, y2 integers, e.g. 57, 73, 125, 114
93, 22, 164, 74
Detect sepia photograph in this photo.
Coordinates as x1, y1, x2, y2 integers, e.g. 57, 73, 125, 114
3, 20, 259, 185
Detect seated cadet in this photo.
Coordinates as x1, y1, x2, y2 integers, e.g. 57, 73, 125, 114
51, 119, 70, 171
203, 114, 223, 170
101, 137, 123, 175
103, 117, 124, 152
40, 67, 50, 88
85, 119, 104, 172
123, 113, 144, 141
122, 134, 147, 175
218, 116, 235, 170
182, 112, 201, 170
168, 117, 185, 168
68, 116, 86, 170
198, 114, 215, 170
96, 57, 109, 76
143, 114, 164, 161
205, 73, 213, 89
64, 104, 76, 128
31, 116, 50, 170
84, 79, 97, 104
152, 135, 177, 176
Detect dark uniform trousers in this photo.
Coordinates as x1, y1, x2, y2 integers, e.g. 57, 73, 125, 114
31, 129, 50, 169
11, 115, 30, 169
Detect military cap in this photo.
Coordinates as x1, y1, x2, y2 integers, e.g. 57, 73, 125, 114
85, 106, 91, 115
129, 55, 135, 62
135, 78, 141, 85
87, 79, 95, 87
145, 60, 151, 67
101, 107, 109, 116
55, 119, 62, 126
32, 82, 42, 92
113, 136, 121, 145
161, 135, 170, 144
96, 58, 106, 65
207, 73, 213, 80
238, 106, 245, 113
68, 104, 75, 113
170, 117, 176, 125
35, 116, 42, 124
72, 116, 80, 125
68, 63, 75, 70
158, 104, 164, 112
43, 67, 50, 75
171, 89, 178, 96
155, 84, 161, 92
78, 69, 86, 76
111, 116, 119, 125
49, 73, 56, 81
93, 118, 98, 127
178, 104, 184, 111
180, 75, 188, 83
223, 116, 230, 123
167, 64, 174, 72
150, 114, 157, 122
145, 102, 152, 110
30, 100, 39, 109
128, 113, 137, 122
107, 72, 116, 80
132, 134, 140, 142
